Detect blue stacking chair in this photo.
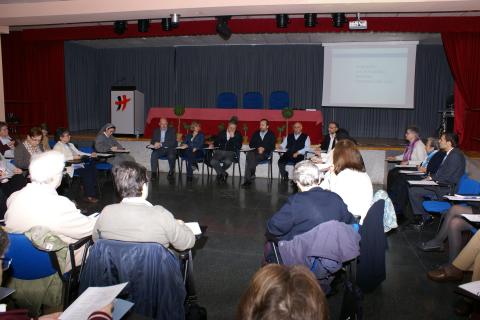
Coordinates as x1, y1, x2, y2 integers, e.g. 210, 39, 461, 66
4, 233, 57, 280
422, 174, 480, 214
217, 92, 238, 109
243, 92, 263, 109
269, 91, 289, 110
48, 139, 56, 149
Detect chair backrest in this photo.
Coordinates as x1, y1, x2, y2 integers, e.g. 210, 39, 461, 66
217, 92, 238, 108
243, 92, 263, 109
79, 146, 94, 154
80, 239, 186, 319
48, 139, 56, 149
457, 174, 480, 195
269, 91, 289, 109
4, 233, 57, 280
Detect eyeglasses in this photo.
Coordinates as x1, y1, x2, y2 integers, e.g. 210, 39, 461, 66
0, 257, 12, 271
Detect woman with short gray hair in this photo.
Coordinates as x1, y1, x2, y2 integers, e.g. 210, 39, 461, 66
93, 161, 195, 251
292, 160, 322, 191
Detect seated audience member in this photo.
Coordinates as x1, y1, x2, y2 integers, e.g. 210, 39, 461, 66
0, 154, 27, 220
179, 121, 205, 181
312, 129, 355, 170
320, 140, 373, 224
39, 123, 51, 151
0, 229, 113, 320
389, 137, 445, 215
236, 264, 328, 320
427, 229, 480, 316
150, 117, 177, 179
93, 161, 195, 251
277, 122, 311, 181
211, 117, 242, 182
386, 126, 426, 197
242, 119, 275, 187
0, 153, 27, 198
5, 151, 96, 266
418, 203, 480, 260
95, 123, 135, 166
14, 127, 44, 170
408, 132, 465, 228
53, 128, 99, 203
266, 160, 355, 241
320, 121, 338, 153
0, 122, 16, 158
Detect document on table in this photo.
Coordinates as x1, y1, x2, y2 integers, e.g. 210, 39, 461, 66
461, 214, 480, 223
395, 164, 417, 168
398, 170, 424, 175
59, 283, 128, 320
186, 222, 202, 235
96, 153, 113, 157
241, 147, 256, 152
407, 180, 438, 186
112, 149, 130, 153
449, 194, 480, 201
458, 281, 480, 296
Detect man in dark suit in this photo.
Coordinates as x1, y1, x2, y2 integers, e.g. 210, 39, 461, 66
408, 133, 466, 228
211, 117, 242, 182
241, 119, 275, 187
320, 121, 339, 152
150, 118, 177, 179
277, 122, 311, 181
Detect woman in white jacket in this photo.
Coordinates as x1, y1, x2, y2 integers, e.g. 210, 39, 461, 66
53, 128, 99, 203
321, 139, 373, 224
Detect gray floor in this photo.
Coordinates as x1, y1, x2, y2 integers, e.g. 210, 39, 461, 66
72, 173, 468, 320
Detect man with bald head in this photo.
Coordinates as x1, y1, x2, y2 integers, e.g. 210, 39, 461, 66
150, 118, 177, 179
277, 122, 311, 181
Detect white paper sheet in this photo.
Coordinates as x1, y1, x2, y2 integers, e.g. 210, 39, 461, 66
398, 170, 423, 174
395, 164, 417, 168
459, 281, 480, 296
407, 180, 438, 186
59, 283, 128, 320
461, 214, 480, 223
185, 222, 202, 235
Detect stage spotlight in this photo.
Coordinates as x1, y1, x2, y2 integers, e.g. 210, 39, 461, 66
138, 19, 150, 33
216, 16, 232, 41
114, 20, 127, 35
332, 13, 347, 28
304, 13, 317, 27
162, 18, 172, 31
276, 14, 289, 28
171, 13, 180, 26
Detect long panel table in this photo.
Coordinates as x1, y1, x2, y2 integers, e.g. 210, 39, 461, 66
144, 107, 324, 144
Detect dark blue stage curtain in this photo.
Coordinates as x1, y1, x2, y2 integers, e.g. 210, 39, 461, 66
65, 43, 452, 139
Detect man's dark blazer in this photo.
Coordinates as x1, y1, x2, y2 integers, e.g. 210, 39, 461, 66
426, 151, 446, 175
214, 130, 242, 152
431, 148, 465, 186
249, 130, 275, 155
151, 127, 177, 149
320, 134, 336, 151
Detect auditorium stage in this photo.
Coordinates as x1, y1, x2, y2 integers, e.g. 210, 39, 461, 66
70, 132, 480, 185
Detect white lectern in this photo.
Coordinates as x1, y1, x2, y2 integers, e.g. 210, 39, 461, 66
110, 86, 144, 135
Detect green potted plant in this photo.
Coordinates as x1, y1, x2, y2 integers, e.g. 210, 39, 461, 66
277, 125, 286, 144
218, 122, 225, 132
173, 105, 186, 142
242, 123, 249, 144
281, 107, 294, 136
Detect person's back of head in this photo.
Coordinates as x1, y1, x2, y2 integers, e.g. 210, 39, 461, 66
333, 139, 365, 175
236, 264, 328, 320
29, 151, 65, 186
112, 161, 148, 199
292, 160, 321, 191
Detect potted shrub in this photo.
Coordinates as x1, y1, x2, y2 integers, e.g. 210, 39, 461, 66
281, 107, 294, 136
277, 125, 286, 144
242, 123, 249, 144
173, 105, 186, 142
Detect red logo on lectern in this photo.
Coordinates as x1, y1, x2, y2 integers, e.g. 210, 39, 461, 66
115, 95, 131, 111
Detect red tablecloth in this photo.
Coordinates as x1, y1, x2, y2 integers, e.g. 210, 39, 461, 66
145, 107, 323, 144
